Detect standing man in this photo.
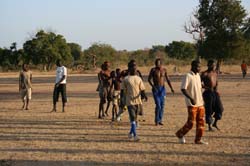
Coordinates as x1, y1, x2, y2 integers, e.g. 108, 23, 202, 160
121, 62, 147, 141
241, 60, 247, 78
175, 60, 208, 145
19, 64, 32, 110
109, 68, 122, 121
201, 60, 224, 131
98, 61, 112, 119
51, 60, 67, 113
148, 58, 174, 126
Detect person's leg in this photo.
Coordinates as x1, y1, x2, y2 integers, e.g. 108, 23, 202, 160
20, 89, 26, 110
52, 85, 59, 112
116, 95, 125, 121
25, 88, 32, 110
105, 100, 111, 116
213, 92, 224, 130
203, 90, 214, 131
153, 91, 161, 125
176, 106, 196, 138
61, 84, 67, 112
128, 105, 139, 141
158, 95, 165, 125
25, 99, 29, 110
195, 106, 205, 143
98, 88, 105, 118
111, 105, 115, 121
98, 102, 104, 119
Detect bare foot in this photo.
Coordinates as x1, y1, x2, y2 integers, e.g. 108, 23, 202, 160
50, 108, 57, 113
212, 124, 220, 130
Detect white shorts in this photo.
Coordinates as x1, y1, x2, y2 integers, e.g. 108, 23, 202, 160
20, 88, 32, 100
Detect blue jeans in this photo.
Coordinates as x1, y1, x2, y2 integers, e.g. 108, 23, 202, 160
153, 86, 166, 124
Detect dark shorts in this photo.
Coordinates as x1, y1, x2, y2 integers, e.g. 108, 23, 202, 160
53, 84, 67, 103
99, 86, 111, 103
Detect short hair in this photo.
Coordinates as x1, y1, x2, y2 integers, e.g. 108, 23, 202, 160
22, 64, 29, 70
207, 60, 215, 66
116, 68, 121, 73
128, 59, 136, 68
191, 60, 200, 67
155, 58, 161, 66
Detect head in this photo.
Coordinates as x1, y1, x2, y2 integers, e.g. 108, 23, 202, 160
128, 59, 136, 69
116, 68, 121, 76
22, 64, 29, 71
103, 61, 110, 70
207, 60, 216, 71
101, 64, 105, 70
242, 60, 245, 63
56, 59, 62, 67
128, 61, 137, 75
155, 58, 162, 68
110, 70, 116, 78
191, 60, 201, 74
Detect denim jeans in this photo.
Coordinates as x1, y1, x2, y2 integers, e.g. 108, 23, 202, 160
153, 86, 166, 123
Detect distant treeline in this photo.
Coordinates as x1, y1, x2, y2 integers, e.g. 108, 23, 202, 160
0, 31, 198, 71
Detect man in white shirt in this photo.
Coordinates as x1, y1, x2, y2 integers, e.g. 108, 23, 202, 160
51, 60, 67, 112
175, 60, 208, 145
121, 61, 147, 141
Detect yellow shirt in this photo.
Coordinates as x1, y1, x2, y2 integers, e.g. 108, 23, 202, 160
121, 75, 145, 106
181, 71, 204, 107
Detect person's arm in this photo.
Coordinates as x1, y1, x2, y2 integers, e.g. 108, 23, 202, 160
148, 68, 155, 90
141, 90, 148, 102
181, 89, 195, 105
19, 72, 21, 92
30, 72, 32, 83
137, 70, 144, 81
165, 70, 174, 94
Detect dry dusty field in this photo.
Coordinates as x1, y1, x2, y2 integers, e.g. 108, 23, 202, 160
0, 71, 249, 166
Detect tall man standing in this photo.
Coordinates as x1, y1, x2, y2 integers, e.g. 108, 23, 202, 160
175, 60, 208, 144
121, 62, 147, 141
98, 61, 112, 119
19, 64, 32, 110
51, 60, 67, 113
148, 58, 174, 126
201, 60, 224, 131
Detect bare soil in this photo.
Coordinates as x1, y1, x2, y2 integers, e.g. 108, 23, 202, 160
0, 72, 249, 166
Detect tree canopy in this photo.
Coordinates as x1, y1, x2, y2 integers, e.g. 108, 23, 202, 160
197, 0, 248, 61
23, 30, 72, 71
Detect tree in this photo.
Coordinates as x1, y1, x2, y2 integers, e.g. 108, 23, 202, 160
197, 0, 247, 61
149, 45, 167, 63
242, 17, 250, 61
165, 41, 197, 60
23, 30, 72, 71
68, 43, 83, 63
130, 49, 150, 66
84, 43, 116, 69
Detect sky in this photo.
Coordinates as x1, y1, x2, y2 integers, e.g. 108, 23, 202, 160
0, 0, 250, 51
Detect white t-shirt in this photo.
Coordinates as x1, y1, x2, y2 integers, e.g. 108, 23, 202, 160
56, 66, 67, 84
181, 71, 204, 107
121, 75, 145, 106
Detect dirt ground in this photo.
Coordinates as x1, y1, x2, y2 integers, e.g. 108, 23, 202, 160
0, 72, 249, 166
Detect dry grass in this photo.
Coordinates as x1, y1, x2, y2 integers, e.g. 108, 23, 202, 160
0, 71, 249, 166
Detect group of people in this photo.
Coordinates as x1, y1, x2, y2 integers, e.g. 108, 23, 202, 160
19, 60, 68, 112
96, 58, 224, 143
19, 58, 224, 143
